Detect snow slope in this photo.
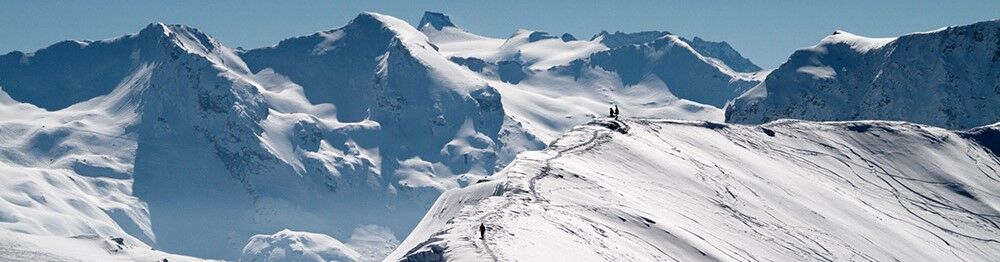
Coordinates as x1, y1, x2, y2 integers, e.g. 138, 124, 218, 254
0, 231, 203, 262
727, 20, 1000, 129
393, 119, 1000, 261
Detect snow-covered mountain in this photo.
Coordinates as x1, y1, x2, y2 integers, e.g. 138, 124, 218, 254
421, 12, 765, 105
4, 9, 995, 262
592, 30, 762, 73
240, 12, 531, 183
727, 20, 1000, 129
0, 13, 540, 260
683, 36, 763, 73
393, 119, 1000, 261
0, 22, 273, 260
417, 11, 763, 142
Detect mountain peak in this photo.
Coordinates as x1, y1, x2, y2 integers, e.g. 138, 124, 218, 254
816, 30, 895, 53
560, 33, 577, 42
138, 22, 170, 37
684, 36, 762, 72
344, 12, 432, 46
136, 22, 205, 41
418, 11, 456, 30
528, 31, 558, 42
0, 21, 246, 111
133, 22, 227, 56
350, 12, 414, 31
591, 30, 671, 48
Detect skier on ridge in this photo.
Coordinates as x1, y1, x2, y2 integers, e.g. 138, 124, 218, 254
479, 223, 486, 240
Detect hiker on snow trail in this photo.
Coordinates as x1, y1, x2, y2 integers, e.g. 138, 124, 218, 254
614, 105, 620, 120
479, 223, 486, 240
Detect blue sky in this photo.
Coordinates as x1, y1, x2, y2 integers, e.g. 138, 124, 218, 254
1, 0, 997, 68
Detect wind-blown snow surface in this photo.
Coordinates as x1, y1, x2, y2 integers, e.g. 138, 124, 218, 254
393, 119, 1000, 261
727, 20, 1000, 129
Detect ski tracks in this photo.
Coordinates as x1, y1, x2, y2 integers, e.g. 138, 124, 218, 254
475, 125, 611, 261
529, 129, 603, 202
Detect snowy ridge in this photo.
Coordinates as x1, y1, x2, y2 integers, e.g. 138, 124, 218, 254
727, 20, 1000, 129
0, 22, 248, 111
393, 119, 1000, 261
684, 36, 763, 73
418, 12, 456, 31
817, 30, 896, 53
591, 30, 671, 49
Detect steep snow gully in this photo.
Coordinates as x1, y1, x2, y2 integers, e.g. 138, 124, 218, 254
394, 119, 1000, 261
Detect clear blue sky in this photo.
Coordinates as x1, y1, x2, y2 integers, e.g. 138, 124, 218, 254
2, 0, 998, 68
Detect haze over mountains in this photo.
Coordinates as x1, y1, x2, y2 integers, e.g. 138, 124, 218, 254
0, 10, 998, 262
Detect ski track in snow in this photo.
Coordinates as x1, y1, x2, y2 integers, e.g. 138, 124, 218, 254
404, 120, 642, 261
475, 127, 605, 261
530, 129, 603, 203
396, 119, 1000, 261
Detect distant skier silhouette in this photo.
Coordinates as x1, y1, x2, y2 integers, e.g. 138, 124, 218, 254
614, 105, 620, 120
479, 223, 486, 240
609, 107, 616, 118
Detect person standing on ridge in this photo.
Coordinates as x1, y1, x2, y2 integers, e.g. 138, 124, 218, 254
479, 223, 486, 240
614, 105, 620, 120
609, 107, 616, 118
